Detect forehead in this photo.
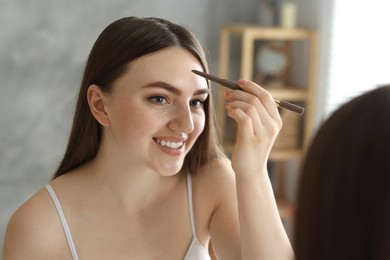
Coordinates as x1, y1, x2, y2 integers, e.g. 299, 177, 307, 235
118, 47, 208, 91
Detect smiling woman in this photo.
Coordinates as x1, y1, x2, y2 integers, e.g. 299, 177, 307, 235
86, 46, 210, 177
3, 17, 293, 260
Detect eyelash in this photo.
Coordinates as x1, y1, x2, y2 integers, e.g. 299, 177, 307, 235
148, 95, 169, 105
190, 99, 206, 108
147, 95, 206, 108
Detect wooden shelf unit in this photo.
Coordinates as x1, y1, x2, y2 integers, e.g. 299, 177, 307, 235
217, 24, 318, 220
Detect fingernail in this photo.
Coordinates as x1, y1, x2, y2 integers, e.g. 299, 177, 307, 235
224, 90, 232, 97
238, 79, 248, 85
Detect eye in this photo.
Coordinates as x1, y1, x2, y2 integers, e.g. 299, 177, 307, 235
190, 99, 206, 108
148, 95, 169, 105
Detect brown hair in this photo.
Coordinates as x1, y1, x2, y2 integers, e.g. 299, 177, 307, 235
53, 17, 224, 179
294, 85, 390, 260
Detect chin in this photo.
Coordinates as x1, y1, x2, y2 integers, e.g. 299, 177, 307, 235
159, 166, 183, 177
152, 162, 184, 177
158, 170, 181, 177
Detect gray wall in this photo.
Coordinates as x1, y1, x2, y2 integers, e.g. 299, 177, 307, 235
0, 0, 262, 249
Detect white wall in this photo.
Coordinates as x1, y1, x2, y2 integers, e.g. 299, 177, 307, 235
326, 0, 390, 116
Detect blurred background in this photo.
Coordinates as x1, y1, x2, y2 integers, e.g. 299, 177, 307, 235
1, 0, 390, 250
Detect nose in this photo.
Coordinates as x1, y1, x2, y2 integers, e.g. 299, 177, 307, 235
168, 105, 194, 134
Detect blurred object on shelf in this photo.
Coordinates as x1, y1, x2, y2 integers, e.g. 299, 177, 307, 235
280, 2, 297, 28
255, 41, 290, 88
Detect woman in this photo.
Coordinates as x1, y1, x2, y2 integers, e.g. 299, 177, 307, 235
3, 17, 292, 259
294, 85, 390, 260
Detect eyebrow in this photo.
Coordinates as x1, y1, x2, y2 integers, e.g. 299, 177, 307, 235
142, 81, 209, 96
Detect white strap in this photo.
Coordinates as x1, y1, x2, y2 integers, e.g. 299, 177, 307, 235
185, 172, 198, 239
45, 184, 79, 260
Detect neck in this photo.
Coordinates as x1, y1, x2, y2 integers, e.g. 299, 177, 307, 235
82, 149, 184, 213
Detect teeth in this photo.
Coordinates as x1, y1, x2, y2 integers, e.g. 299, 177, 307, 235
156, 139, 183, 149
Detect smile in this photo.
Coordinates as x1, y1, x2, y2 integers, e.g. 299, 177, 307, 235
154, 138, 184, 149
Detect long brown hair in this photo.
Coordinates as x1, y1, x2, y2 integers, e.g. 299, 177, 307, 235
294, 85, 390, 260
53, 17, 224, 179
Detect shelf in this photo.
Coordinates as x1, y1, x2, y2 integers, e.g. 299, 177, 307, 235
223, 24, 314, 40
218, 24, 318, 222
223, 141, 303, 161
269, 148, 303, 160
218, 25, 318, 151
266, 88, 308, 101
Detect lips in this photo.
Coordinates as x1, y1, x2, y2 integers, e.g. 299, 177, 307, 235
153, 137, 187, 157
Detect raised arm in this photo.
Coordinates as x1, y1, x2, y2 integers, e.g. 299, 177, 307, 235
220, 79, 293, 259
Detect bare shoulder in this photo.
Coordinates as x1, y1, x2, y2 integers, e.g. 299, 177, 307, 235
192, 157, 237, 207
3, 186, 70, 259
195, 157, 236, 192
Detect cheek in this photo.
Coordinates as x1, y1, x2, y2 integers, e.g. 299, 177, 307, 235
193, 113, 206, 137
111, 102, 154, 138
127, 110, 157, 134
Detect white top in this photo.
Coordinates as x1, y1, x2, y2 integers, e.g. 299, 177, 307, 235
45, 172, 210, 260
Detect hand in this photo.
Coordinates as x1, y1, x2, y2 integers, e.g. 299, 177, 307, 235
225, 79, 282, 177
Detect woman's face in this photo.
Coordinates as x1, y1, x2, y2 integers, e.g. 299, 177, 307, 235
103, 47, 209, 176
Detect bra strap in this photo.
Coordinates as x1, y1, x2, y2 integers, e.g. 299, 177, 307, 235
185, 172, 199, 239
45, 184, 79, 260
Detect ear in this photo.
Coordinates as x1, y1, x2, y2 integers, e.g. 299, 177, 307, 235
87, 84, 111, 126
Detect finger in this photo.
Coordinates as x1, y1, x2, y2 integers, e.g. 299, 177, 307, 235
226, 89, 282, 131
226, 107, 255, 143
226, 100, 263, 135
233, 80, 281, 122
227, 99, 281, 144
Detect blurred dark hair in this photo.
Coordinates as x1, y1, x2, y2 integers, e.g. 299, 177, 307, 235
53, 17, 224, 179
295, 85, 390, 260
